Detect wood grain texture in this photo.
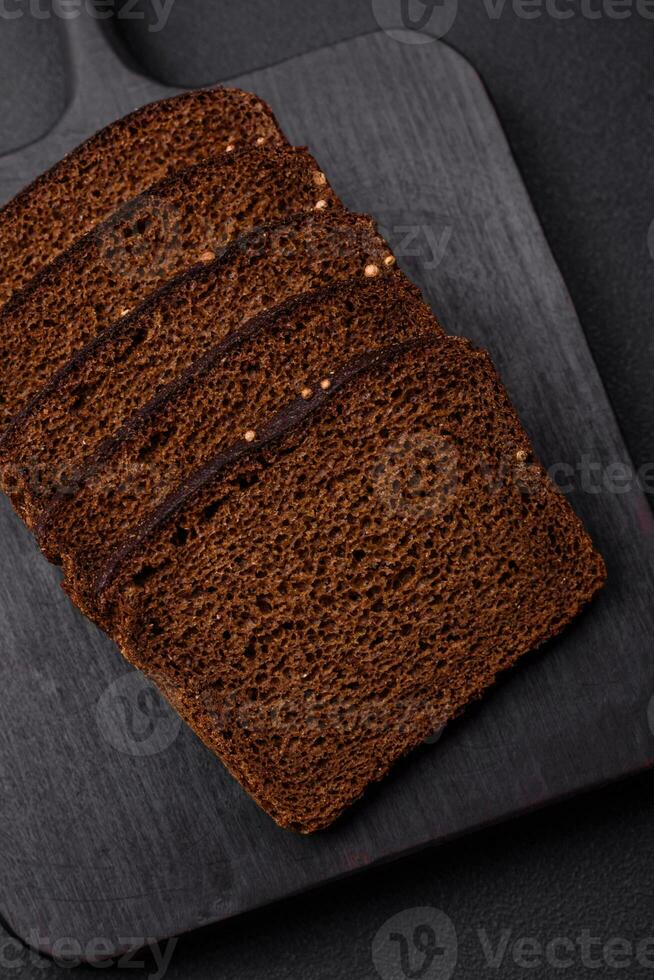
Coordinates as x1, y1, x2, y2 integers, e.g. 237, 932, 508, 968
0, 11, 652, 956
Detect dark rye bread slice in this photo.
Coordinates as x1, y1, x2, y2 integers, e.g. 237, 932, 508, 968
0, 87, 286, 306
0, 144, 338, 433
38, 275, 441, 623
0, 211, 396, 525
96, 338, 606, 834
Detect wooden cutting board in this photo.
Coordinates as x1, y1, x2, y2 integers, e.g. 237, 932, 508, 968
1, 10, 653, 957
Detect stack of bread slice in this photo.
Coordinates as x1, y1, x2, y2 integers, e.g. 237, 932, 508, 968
0, 88, 606, 833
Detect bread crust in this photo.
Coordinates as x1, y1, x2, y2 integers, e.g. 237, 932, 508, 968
36, 275, 440, 623
0, 87, 287, 305
0, 144, 336, 433
94, 337, 606, 832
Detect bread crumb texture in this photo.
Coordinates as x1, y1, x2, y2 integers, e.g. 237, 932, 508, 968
0, 210, 392, 529
100, 339, 605, 833
40, 274, 440, 621
0, 144, 338, 432
0, 88, 286, 306
0, 91, 606, 835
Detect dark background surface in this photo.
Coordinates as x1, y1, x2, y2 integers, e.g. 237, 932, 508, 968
0, 2, 652, 977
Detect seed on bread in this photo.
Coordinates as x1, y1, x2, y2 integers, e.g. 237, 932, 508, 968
41, 274, 437, 625
0, 146, 340, 436
0, 88, 288, 306
2, 211, 398, 543
96, 337, 605, 833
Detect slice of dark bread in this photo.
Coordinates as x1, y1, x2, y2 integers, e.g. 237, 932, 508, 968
37, 275, 441, 622
0, 144, 337, 433
96, 337, 606, 833
0, 87, 286, 306
0, 211, 396, 526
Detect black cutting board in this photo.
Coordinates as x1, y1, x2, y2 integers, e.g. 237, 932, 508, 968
1, 11, 653, 957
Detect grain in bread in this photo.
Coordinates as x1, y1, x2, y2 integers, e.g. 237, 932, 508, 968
39, 275, 441, 622
0, 211, 395, 526
96, 337, 606, 833
0, 145, 337, 433
0, 87, 286, 305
